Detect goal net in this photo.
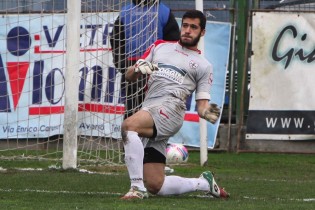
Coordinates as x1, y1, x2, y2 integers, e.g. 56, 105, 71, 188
0, 0, 159, 167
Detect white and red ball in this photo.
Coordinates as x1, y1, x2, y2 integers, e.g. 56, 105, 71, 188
166, 144, 189, 164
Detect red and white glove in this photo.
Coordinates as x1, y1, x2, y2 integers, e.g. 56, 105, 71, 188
134, 59, 158, 74
202, 103, 221, 124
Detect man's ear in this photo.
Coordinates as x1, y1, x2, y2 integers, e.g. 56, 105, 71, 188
201, 29, 206, 37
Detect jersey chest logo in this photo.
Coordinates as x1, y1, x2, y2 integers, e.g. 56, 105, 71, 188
189, 60, 198, 69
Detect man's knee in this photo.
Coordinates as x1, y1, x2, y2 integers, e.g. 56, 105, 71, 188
121, 117, 134, 133
145, 177, 164, 195
143, 148, 166, 194
121, 119, 136, 143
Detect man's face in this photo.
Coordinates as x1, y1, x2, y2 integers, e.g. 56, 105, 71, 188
179, 18, 205, 48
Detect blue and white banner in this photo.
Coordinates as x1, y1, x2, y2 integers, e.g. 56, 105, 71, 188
169, 20, 231, 148
0, 13, 123, 139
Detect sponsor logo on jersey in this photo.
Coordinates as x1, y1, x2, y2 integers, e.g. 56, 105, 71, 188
154, 63, 186, 84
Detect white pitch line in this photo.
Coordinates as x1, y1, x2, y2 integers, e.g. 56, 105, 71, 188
0, 166, 118, 175
237, 177, 314, 183
243, 196, 315, 202
0, 188, 123, 196
0, 188, 314, 202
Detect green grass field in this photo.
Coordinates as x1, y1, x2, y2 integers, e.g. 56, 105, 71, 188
0, 152, 314, 210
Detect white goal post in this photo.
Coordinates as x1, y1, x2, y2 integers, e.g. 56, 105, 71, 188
63, 0, 81, 169
195, 0, 208, 167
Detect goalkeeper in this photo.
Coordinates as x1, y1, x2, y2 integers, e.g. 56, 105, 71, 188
120, 10, 229, 200
110, 0, 180, 119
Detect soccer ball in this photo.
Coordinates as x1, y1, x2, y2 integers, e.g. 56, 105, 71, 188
166, 144, 189, 164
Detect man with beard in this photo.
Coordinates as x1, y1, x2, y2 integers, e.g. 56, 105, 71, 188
110, 0, 179, 119
120, 10, 229, 200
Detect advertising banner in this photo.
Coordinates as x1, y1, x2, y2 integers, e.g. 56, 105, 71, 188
0, 13, 122, 139
247, 12, 315, 140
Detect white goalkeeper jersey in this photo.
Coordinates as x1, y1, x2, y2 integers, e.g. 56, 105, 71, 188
142, 40, 213, 103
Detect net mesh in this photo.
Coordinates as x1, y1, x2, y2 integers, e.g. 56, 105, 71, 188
0, 0, 159, 166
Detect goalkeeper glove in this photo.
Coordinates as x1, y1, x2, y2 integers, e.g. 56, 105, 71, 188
134, 59, 158, 74
202, 103, 221, 124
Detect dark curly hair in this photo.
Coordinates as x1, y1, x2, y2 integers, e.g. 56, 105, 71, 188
182, 10, 206, 30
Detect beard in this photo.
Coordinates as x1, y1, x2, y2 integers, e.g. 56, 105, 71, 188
179, 33, 201, 48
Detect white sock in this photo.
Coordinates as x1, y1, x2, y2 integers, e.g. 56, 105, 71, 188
157, 175, 209, 195
123, 131, 146, 191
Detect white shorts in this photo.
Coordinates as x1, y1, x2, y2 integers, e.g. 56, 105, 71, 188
141, 96, 186, 156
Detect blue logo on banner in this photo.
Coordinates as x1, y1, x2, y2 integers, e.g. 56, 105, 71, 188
7, 26, 31, 56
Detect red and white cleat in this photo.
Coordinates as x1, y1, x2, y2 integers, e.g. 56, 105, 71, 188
218, 187, 230, 198
200, 171, 230, 199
